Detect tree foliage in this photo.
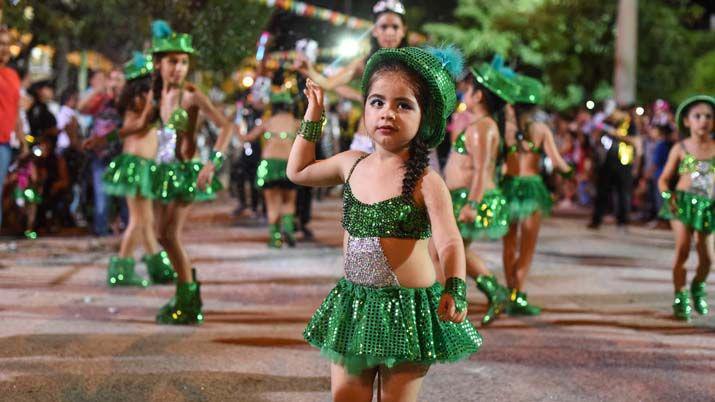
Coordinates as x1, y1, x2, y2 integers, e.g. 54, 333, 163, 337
425, 0, 712, 109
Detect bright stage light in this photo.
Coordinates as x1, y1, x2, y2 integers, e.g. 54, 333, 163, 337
338, 38, 360, 58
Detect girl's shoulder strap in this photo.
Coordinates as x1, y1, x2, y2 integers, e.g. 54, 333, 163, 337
679, 140, 689, 154
346, 153, 369, 183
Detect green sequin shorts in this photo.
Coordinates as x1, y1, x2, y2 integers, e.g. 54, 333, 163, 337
501, 175, 553, 220
451, 188, 510, 240
103, 153, 157, 199
659, 190, 715, 234
256, 158, 293, 189
304, 278, 483, 375
153, 161, 223, 203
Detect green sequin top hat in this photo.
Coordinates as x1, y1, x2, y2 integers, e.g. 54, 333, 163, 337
361, 46, 464, 148
269, 91, 294, 105
512, 73, 545, 105
471, 55, 519, 104
124, 52, 154, 81
149, 20, 196, 55
675, 95, 715, 136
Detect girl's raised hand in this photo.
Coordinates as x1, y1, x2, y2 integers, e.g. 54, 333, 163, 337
303, 79, 324, 122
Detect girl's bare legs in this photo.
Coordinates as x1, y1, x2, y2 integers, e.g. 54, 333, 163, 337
119, 196, 160, 258
379, 363, 429, 402
670, 220, 692, 291
156, 201, 193, 283
464, 239, 490, 278
502, 223, 519, 288
693, 231, 712, 284
282, 189, 297, 216
513, 212, 542, 290
264, 189, 282, 225
331, 364, 376, 402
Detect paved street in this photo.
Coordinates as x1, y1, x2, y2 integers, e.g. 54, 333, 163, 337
0, 196, 713, 402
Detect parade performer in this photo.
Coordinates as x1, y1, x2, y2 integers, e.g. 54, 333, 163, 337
242, 91, 299, 248
97, 53, 175, 288
501, 74, 573, 316
288, 46, 481, 401
295, 0, 409, 153
7, 150, 41, 240
443, 60, 517, 325
657, 95, 714, 321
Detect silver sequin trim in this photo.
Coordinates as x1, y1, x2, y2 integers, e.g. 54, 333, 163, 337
156, 127, 178, 164
344, 236, 400, 287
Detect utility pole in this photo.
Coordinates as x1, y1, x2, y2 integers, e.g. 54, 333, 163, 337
614, 0, 638, 106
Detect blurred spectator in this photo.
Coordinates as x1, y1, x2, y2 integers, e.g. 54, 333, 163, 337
27, 79, 58, 139
35, 135, 70, 232
0, 25, 22, 231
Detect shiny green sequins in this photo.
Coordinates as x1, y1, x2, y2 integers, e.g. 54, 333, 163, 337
444, 277, 467, 312
658, 190, 715, 233
678, 153, 715, 175
453, 132, 467, 155
256, 158, 289, 188
303, 278, 482, 375
103, 153, 158, 199
450, 188, 510, 240
501, 175, 553, 220
342, 183, 431, 239
153, 161, 222, 203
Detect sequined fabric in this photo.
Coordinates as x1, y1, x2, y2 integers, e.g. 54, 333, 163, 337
153, 160, 222, 203
658, 190, 714, 233
263, 131, 296, 141
103, 153, 157, 199
256, 158, 289, 188
303, 278, 483, 375
501, 175, 553, 220
344, 236, 399, 287
156, 126, 178, 164
451, 187, 509, 240
678, 154, 715, 198
453, 132, 467, 155
342, 183, 431, 239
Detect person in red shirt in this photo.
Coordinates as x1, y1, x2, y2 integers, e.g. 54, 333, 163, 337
0, 25, 23, 230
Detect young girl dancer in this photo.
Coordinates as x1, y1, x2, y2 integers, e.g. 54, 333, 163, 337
501, 74, 572, 315
242, 91, 299, 248
443, 61, 517, 325
100, 52, 174, 287
289, 47, 481, 401
658, 95, 714, 321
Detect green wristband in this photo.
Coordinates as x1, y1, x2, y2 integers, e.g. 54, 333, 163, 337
559, 167, 575, 179
209, 150, 225, 171
106, 129, 120, 144
298, 113, 325, 143
444, 277, 467, 312
661, 190, 672, 201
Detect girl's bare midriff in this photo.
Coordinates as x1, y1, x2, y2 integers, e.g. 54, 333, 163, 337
123, 127, 158, 160
262, 113, 299, 159
342, 233, 436, 288
504, 122, 544, 176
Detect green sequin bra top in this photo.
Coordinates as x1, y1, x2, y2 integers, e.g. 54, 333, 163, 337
342, 155, 431, 239
453, 132, 468, 155
678, 142, 715, 198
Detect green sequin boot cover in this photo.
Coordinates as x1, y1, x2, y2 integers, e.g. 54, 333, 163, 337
107, 256, 148, 287
505, 288, 541, 316
156, 269, 203, 325
691, 281, 708, 315
475, 275, 509, 325
281, 214, 296, 247
673, 290, 692, 321
268, 223, 283, 248
143, 250, 177, 284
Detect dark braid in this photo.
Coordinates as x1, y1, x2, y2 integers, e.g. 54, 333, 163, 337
401, 136, 430, 202
151, 54, 164, 114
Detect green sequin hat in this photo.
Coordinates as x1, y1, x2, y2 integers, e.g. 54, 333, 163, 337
470, 57, 519, 104
361, 46, 464, 148
512, 73, 545, 105
675, 95, 715, 136
269, 91, 294, 105
124, 52, 154, 81
149, 20, 195, 55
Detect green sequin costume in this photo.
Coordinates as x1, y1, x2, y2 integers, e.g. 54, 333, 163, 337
501, 175, 552, 220
658, 143, 715, 233
450, 132, 510, 240
304, 156, 482, 375
256, 132, 296, 189
153, 87, 222, 203
103, 154, 158, 199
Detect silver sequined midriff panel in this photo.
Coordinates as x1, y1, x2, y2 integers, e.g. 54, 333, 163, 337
156, 127, 178, 164
688, 162, 715, 198
344, 235, 400, 287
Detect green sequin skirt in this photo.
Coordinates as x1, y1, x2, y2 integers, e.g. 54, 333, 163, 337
451, 188, 510, 240
304, 278, 482, 375
102, 153, 157, 199
659, 190, 715, 233
153, 161, 223, 203
501, 175, 553, 220
13, 186, 42, 204
256, 158, 292, 188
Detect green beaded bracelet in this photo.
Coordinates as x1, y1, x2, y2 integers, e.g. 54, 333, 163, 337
444, 277, 467, 312
209, 150, 225, 171
106, 129, 120, 144
661, 190, 672, 200
298, 113, 325, 143
559, 167, 575, 179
